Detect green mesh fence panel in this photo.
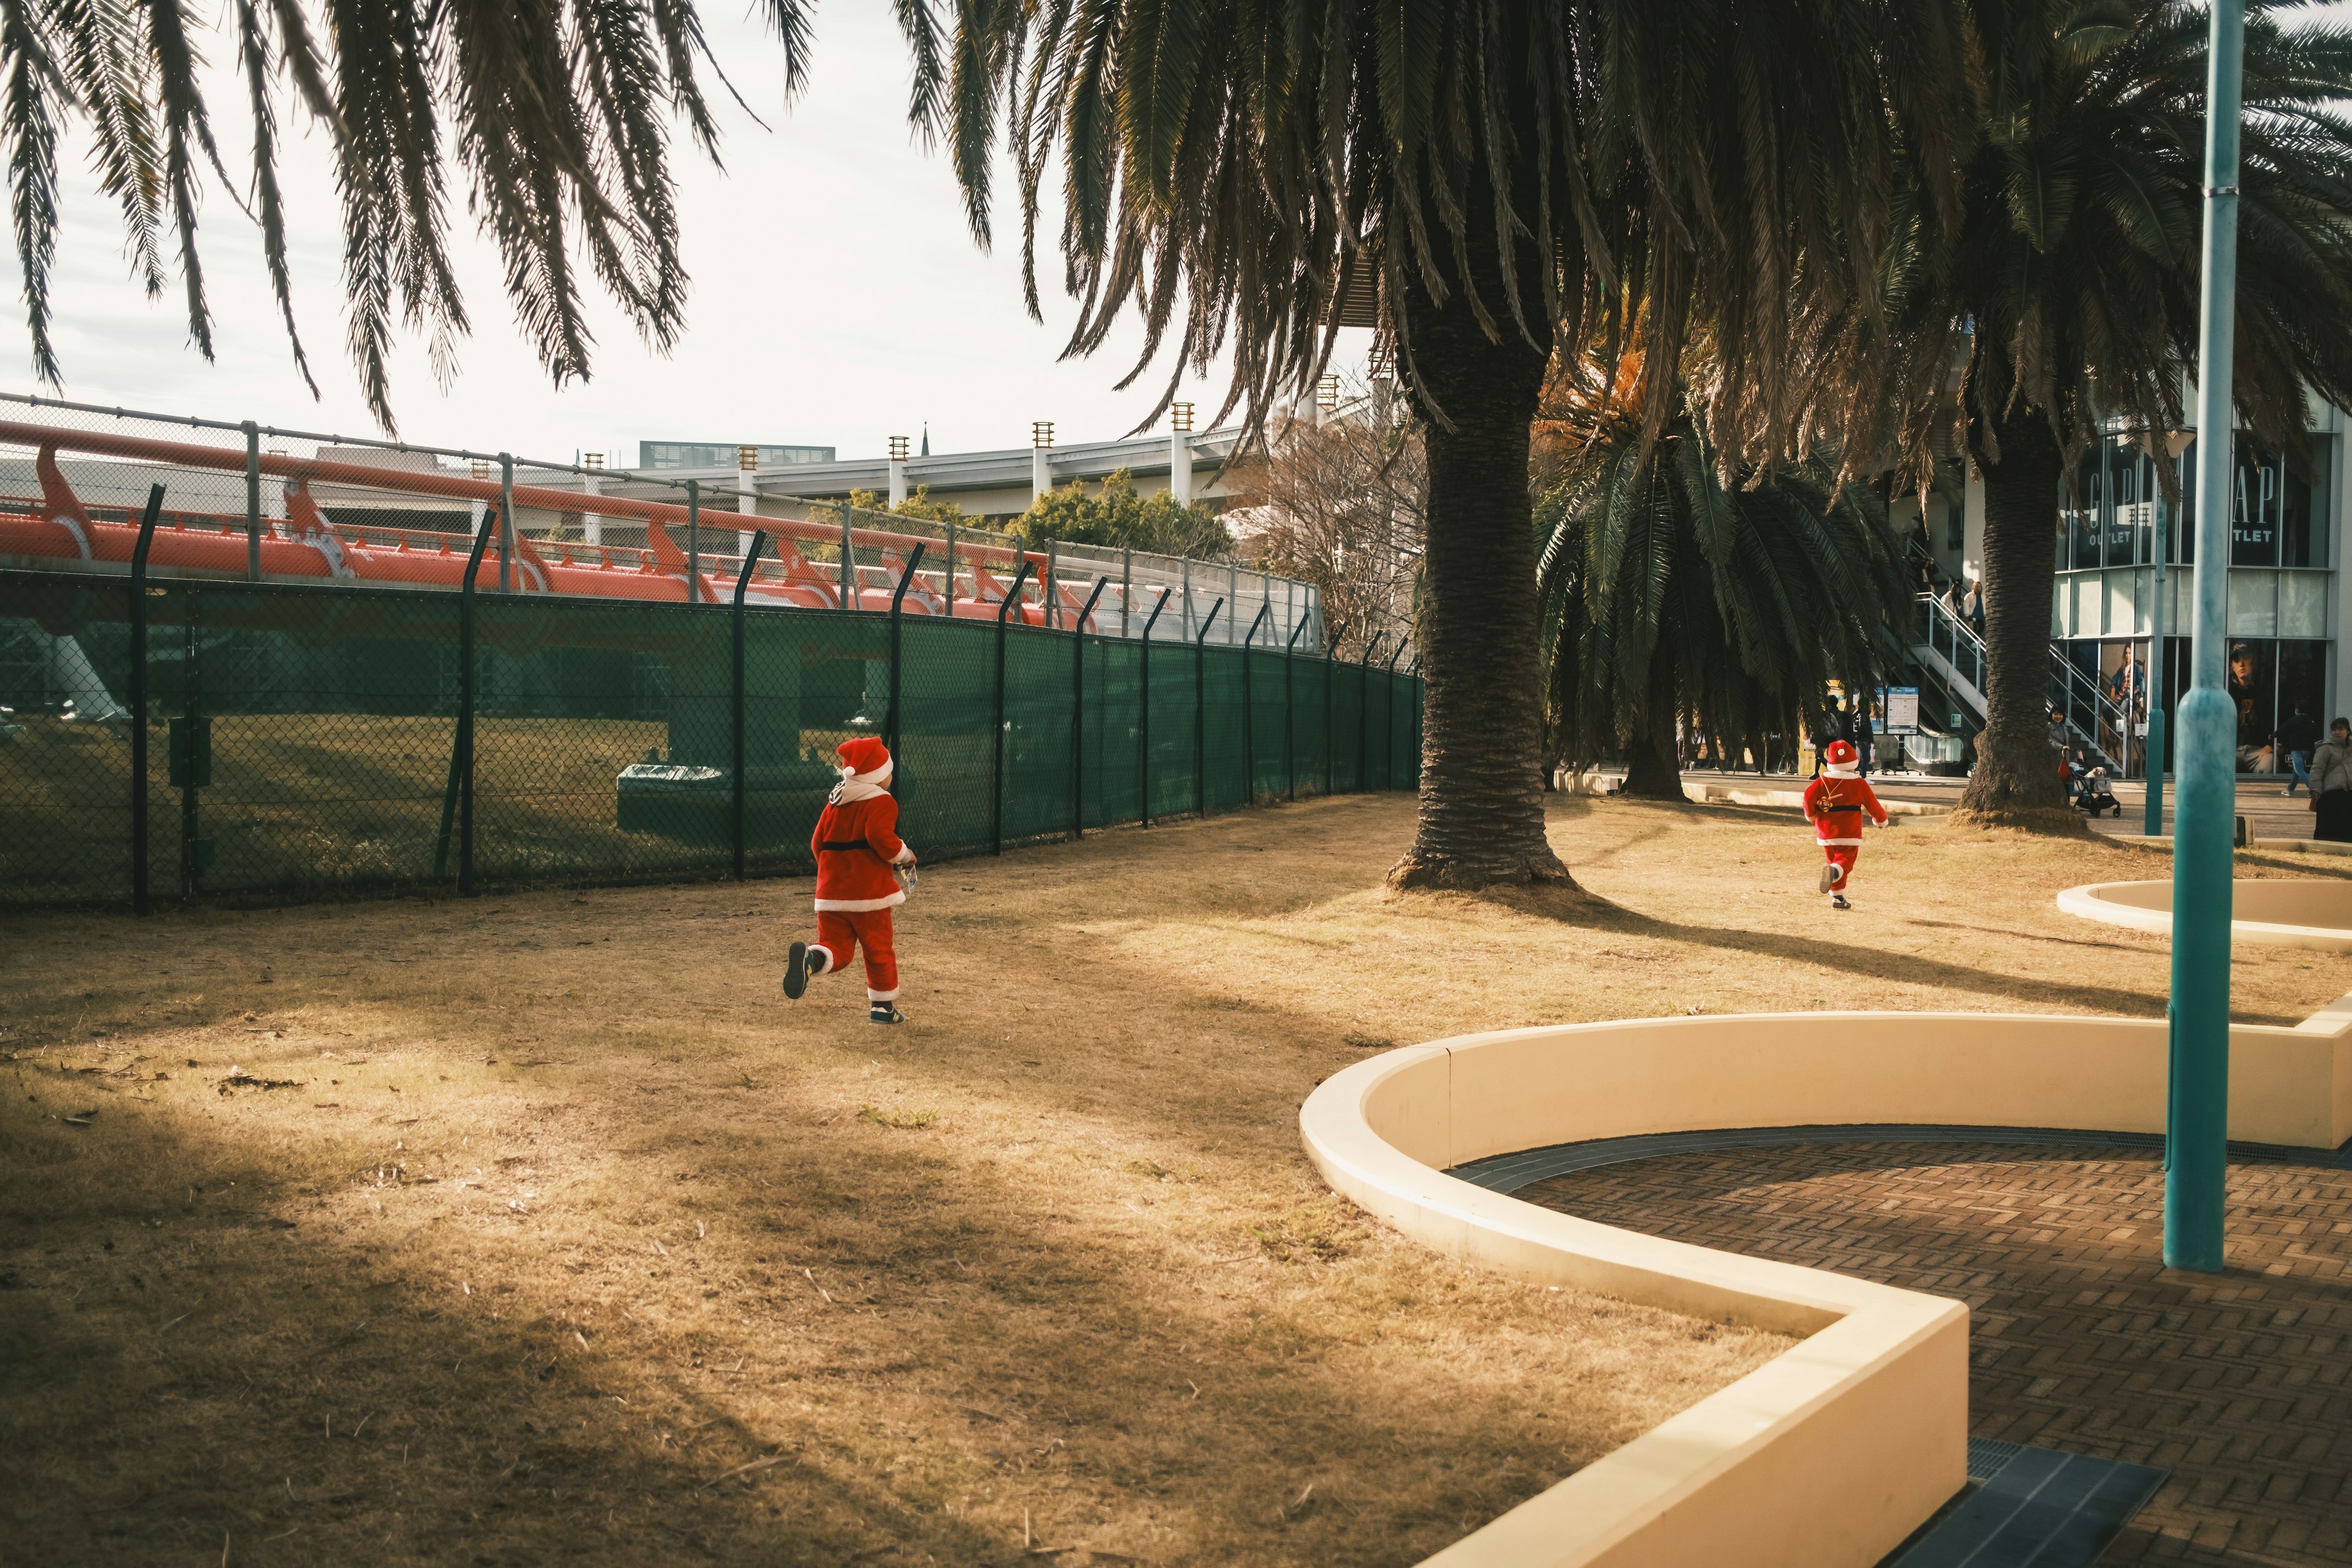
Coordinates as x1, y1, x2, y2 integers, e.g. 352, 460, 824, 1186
1079, 638, 1141, 829
0, 566, 1420, 905
1001, 623, 1076, 845
892, 614, 996, 860
1245, 649, 1285, 804
1198, 647, 1249, 814
1140, 635, 1196, 823
0, 576, 140, 900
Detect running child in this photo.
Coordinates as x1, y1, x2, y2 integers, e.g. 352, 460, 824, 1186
782, 736, 918, 1023
1802, 738, 1890, 910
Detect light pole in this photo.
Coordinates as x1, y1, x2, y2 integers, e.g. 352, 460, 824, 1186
2141, 429, 2193, 837
2167, 0, 2246, 1274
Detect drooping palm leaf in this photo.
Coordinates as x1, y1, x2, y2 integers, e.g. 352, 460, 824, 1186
2, 0, 815, 428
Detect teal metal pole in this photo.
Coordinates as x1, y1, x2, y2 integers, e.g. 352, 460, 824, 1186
2143, 470, 2169, 835
2166, 0, 2245, 1274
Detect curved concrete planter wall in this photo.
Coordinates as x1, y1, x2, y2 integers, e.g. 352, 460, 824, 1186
1299, 1007, 2352, 1567
2059, 878, 2352, 952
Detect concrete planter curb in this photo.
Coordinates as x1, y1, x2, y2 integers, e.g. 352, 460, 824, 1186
1299, 1005, 2352, 1566
2059, 877, 2352, 951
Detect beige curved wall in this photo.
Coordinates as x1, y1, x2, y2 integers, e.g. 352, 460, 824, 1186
2059, 878, 2352, 952
1300, 1005, 2352, 1567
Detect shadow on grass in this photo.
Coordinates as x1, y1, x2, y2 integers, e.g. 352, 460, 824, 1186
1450, 879, 2187, 1020
0, 1005, 1692, 1568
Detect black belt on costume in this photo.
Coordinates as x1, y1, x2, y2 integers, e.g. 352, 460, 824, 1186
818, 839, 883, 854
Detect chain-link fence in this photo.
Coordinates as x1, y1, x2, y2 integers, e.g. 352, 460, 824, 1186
0, 565, 1420, 907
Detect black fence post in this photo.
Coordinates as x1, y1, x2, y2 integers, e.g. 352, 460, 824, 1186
685, 480, 701, 604
733, 530, 768, 881
1286, 616, 1308, 801
1138, 588, 1171, 827
1384, 642, 1407, 790
1194, 597, 1223, 818
434, 510, 497, 886
992, 560, 1033, 856
1410, 660, 1423, 791
1323, 642, 1333, 795
1071, 578, 1109, 839
887, 543, 927, 765
1357, 634, 1382, 794
242, 421, 260, 581
1241, 603, 1269, 806
127, 485, 164, 914
177, 594, 204, 896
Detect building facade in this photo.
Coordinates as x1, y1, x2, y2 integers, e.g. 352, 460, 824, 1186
1926, 404, 2346, 777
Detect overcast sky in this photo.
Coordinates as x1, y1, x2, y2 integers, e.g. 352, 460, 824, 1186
1, 6, 1370, 466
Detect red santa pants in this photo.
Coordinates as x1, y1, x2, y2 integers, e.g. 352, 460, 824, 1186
1820, 842, 1860, 889
815, 909, 899, 1000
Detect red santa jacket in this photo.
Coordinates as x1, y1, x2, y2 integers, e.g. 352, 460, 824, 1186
811, 789, 914, 911
1801, 772, 1889, 844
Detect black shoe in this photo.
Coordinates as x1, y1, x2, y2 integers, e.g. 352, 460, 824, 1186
1831, 892, 1851, 910
783, 941, 811, 1000
869, 1003, 903, 1025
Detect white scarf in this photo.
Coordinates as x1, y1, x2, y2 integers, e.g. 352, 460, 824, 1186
828, 761, 892, 805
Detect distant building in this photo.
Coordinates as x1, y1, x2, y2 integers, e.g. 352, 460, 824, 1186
638, 441, 834, 470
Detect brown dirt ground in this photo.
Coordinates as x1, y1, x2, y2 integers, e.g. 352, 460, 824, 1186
3, 794, 2347, 1567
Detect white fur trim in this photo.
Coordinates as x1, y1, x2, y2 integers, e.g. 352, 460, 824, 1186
1816, 837, 1865, 846
808, 946, 834, 974
890, 845, 917, 866
1825, 761, 1860, 777
813, 892, 907, 911
866, 987, 900, 1002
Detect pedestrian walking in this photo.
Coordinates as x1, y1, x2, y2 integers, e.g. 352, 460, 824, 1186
2313, 720, 2352, 842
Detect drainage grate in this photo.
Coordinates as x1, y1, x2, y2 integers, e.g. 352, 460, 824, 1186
1887, 1441, 2166, 1567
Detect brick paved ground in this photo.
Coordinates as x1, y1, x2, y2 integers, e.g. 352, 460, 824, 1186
1518, 1144, 2352, 1565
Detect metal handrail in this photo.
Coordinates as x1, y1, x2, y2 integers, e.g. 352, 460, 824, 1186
1915, 594, 2142, 778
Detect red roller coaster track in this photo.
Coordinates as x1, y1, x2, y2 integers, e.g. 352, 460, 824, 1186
0, 421, 1087, 627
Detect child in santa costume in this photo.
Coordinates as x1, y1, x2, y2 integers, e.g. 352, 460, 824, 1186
782, 736, 918, 1023
1801, 738, 1890, 910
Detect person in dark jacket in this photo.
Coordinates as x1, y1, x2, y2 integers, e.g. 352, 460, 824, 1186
2278, 702, 2322, 797
2313, 720, 2352, 842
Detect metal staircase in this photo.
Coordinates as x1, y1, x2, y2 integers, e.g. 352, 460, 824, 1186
1912, 594, 2141, 777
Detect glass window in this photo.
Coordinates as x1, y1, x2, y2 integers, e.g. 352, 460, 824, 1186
2177, 443, 2197, 564
2233, 444, 2281, 565
2229, 570, 2278, 637
2065, 453, 2100, 568
2282, 440, 2331, 568
2280, 641, 2328, 751
2227, 639, 2277, 771
2105, 572, 2138, 638
2103, 450, 2144, 567
2281, 571, 2329, 638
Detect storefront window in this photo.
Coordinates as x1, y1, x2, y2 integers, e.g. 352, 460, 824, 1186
2174, 435, 2332, 567
2144, 635, 2327, 774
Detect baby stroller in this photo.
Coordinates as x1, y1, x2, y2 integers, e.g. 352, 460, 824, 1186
2074, 762, 2122, 817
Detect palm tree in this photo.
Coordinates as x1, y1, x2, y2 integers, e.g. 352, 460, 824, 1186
2, 0, 811, 427
1536, 334, 1910, 798
1823, 0, 2352, 824
897, 0, 1967, 889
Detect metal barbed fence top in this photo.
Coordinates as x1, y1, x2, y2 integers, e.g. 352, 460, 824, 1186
0, 393, 1328, 649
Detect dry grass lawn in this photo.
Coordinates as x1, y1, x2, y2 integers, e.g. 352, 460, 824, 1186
4, 793, 2348, 1567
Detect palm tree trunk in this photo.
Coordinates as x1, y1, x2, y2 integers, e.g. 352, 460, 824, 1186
1959, 407, 2075, 823
1620, 639, 1686, 799
1385, 176, 1570, 889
